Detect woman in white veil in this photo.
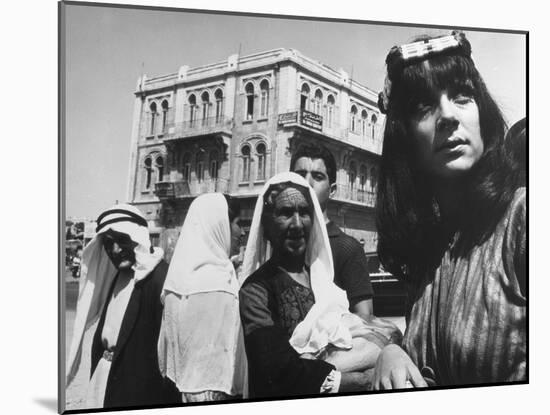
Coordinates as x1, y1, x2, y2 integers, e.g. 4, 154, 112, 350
239, 172, 398, 398
157, 193, 246, 402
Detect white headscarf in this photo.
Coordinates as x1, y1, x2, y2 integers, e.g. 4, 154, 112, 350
161, 193, 238, 298
66, 204, 164, 385
241, 172, 354, 354
157, 193, 245, 395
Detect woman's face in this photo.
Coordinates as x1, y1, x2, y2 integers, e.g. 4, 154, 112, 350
408, 90, 484, 179
264, 187, 313, 258
229, 214, 244, 257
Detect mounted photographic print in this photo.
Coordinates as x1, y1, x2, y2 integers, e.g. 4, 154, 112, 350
59, 1, 527, 413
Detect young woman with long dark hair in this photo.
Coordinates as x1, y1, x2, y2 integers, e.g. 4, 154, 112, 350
372, 31, 526, 388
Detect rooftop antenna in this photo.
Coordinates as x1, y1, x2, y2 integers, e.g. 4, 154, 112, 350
139, 61, 145, 91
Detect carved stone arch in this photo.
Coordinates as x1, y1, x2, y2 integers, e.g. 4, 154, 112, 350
214, 87, 224, 99
200, 89, 211, 101
259, 77, 271, 89
244, 79, 257, 93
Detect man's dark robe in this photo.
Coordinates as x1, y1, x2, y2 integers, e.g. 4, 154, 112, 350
91, 260, 181, 409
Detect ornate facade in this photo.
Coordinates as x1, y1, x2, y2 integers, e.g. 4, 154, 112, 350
126, 48, 384, 261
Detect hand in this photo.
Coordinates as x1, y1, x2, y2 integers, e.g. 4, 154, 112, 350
230, 254, 243, 268
371, 344, 427, 390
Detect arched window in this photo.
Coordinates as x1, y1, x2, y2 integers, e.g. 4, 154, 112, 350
161, 100, 169, 132
144, 156, 153, 189
155, 156, 164, 183
181, 152, 191, 182
260, 80, 269, 118
349, 161, 357, 191
370, 167, 378, 193
201, 91, 210, 125
256, 142, 266, 180
359, 164, 367, 191
149, 102, 157, 135
350, 105, 358, 133
371, 114, 378, 138
196, 151, 205, 183
361, 110, 368, 137
245, 83, 255, 120
313, 89, 323, 115
326, 95, 335, 128
209, 150, 219, 180
300, 83, 310, 111
188, 94, 197, 127
241, 145, 251, 182
215, 89, 224, 123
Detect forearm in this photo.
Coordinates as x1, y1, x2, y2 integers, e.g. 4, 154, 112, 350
351, 298, 373, 321
325, 337, 381, 372
339, 368, 374, 392
246, 326, 334, 397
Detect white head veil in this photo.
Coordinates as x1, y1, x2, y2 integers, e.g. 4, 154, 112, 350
157, 193, 245, 395
66, 204, 164, 385
241, 172, 354, 354
161, 193, 238, 298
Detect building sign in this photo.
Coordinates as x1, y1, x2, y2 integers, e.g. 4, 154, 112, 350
300, 110, 323, 131
278, 111, 298, 126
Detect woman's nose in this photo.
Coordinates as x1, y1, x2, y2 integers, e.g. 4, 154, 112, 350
436, 94, 459, 132
289, 212, 303, 228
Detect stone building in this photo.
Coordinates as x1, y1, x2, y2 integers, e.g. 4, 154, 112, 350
126, 48, 384, 261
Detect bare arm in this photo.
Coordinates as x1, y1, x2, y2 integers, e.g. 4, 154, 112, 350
351, 298, 373, 321
339, 368, 375, 392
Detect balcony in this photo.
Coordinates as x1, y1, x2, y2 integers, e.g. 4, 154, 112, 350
278, 109, 383, 155
333, 184, 376, 207
154, 178, 229, 200
164, 116, 233, 141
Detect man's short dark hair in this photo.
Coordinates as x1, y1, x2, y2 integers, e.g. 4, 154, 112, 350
290, 144, 337, 185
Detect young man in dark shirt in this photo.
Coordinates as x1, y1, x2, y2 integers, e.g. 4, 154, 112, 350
290, 144, 374, 320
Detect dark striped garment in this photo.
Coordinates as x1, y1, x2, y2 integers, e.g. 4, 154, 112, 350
403, 187, 526, 386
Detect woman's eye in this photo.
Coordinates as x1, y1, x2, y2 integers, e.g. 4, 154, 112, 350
414, 104, 433, 118
453, 94, 474, 105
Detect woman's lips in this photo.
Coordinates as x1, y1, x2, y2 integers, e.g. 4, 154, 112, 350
436, 138, 468, 152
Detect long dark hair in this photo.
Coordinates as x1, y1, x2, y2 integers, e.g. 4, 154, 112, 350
376, 31, 520, 280
224, 194, 241, 222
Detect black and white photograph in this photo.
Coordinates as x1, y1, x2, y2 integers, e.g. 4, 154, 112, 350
51, 0, 534, 413
58, 1, 529, 413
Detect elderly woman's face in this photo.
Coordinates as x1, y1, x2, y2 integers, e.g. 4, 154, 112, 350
264, 187, 313, 258
409, 90, 484, 179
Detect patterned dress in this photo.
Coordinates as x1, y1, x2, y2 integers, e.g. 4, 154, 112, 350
239, 260, 335, 398
402, 188, 526, 385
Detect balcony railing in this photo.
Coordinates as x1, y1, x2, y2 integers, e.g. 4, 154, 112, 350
154, 178, 229, 199
164, 116, 232, 140
334, 185, 376, 207
278, 109, 383, 154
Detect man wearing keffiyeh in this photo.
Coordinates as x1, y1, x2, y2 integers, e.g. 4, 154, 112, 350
66, 204, 180, 409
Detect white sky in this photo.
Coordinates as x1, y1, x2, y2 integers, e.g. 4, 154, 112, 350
63, 3, 526, 219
